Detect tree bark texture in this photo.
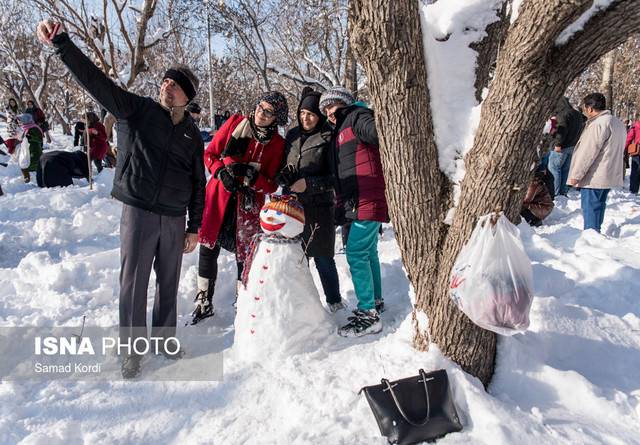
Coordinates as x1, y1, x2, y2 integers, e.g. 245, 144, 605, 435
600, 50, 617, 111
351, 0, 640, 387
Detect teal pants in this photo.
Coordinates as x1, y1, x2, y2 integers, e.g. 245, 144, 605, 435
346, 220, 382, 311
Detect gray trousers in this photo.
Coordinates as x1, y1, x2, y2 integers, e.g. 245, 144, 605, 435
119, 204, 185, 343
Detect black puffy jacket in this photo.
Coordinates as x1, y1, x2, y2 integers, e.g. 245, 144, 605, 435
53, 33, 206, 233
283, 124, 335, 206
554, 97, 585, 149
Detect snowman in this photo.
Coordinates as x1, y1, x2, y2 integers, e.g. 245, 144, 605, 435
233, 195, 335, 362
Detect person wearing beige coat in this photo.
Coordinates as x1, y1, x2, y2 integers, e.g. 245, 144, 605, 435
567, 93, 627, 232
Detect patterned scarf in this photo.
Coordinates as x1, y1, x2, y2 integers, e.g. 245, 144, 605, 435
249, 111, 277, 144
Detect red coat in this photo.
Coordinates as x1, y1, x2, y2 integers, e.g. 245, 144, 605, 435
88, 122, 109, 160
199, 114, 285, 263
626, 121, 640, 149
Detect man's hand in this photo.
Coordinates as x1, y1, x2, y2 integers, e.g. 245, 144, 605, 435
37, 20, 63, 46
290, 178, 307, 193
567, 178, 578, 187
183, 232, 198, 253
554, 145, 562, 153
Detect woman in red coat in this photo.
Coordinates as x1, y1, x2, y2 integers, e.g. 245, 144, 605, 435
85, 111, 109, 172
192, 92, 289, 324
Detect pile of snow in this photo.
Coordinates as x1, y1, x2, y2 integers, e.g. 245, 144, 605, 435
1, 123, 639, 444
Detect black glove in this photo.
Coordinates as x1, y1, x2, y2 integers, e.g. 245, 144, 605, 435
229, 163, 259, 185
217, 167, 238, 193
276, 164, 298, 188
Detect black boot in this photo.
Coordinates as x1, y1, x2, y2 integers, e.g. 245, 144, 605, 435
190, 279, 215, 325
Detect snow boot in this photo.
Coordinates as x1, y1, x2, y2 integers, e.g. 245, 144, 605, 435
328, 300, 347, 313
21, 169, 30, 183
121, 354, 142, 379
375, 298, 385, 313
338, 309, 382, 337
190, 277, 215, 325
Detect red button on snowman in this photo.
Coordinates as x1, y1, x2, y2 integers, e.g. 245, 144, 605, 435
233, 195, 334, 362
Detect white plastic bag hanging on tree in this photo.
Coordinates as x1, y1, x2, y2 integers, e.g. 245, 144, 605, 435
449, 213, 534, 335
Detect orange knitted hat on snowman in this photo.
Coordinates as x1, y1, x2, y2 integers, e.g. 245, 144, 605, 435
263, 195, 305, 224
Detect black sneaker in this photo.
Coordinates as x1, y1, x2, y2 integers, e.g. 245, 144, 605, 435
338, 309, 382, 337
375, 298, 385, 313
190, 290, 214, 325
160, 339, 185, 360
121, 354, 142, 379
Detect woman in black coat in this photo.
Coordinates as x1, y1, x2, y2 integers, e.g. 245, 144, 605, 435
277, 90, 344, 312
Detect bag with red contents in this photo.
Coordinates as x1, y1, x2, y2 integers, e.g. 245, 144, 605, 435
449, 213, 533, 335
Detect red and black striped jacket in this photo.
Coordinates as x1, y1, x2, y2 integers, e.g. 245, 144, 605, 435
332, 105, 389, 223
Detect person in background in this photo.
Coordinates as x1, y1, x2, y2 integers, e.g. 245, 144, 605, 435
521, 169, 554, 227
191, 92, 289, 324
549, 97, 584, 197
102, 112, 118, 168
567, 93, 626, 232
5, 98, 21, 138
37, 111, 108, 186
187, 102, 213, 143
214, 108, 224, 130
277, 89, 345, 313
625, 120, 640, 194
24, 99, 52, 143
320, 86, 389, 337
16, 113, 43, 183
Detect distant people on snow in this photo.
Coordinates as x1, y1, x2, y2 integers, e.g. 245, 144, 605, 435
24, 100, 51, 144
5, 98, 21, 138
549, 97, 584, 197
567, 93, 627, 233
625, 120, 640, 195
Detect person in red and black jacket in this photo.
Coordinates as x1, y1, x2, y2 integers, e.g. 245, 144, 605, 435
320, 86, 389, 338
191, 91, 289, 324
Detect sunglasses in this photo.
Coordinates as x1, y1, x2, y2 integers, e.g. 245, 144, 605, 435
256, 103, 275, 119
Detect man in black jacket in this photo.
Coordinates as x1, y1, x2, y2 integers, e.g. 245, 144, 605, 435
38, 20, 206, 378
550, 97, 584, 197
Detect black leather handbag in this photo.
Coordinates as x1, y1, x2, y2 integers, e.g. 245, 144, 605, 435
360, 369, 463, 444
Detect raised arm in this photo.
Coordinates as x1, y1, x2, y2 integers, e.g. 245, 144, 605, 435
37, 20, 144, 120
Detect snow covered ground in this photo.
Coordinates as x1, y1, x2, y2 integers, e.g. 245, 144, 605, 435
1, 125, 639, 444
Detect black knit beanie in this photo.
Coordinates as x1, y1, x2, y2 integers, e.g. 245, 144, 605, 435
299, 91, 322, 118
163, 65, 199, 103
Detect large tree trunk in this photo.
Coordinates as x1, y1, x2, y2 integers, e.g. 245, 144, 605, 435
351, 0, 640, 387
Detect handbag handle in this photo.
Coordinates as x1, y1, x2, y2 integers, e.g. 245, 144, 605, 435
382, 369, 433, 427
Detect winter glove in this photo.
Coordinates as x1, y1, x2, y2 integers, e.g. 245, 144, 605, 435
216, 167, 238, 193
229, 163, 259, 185
276, 164, 299, 188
